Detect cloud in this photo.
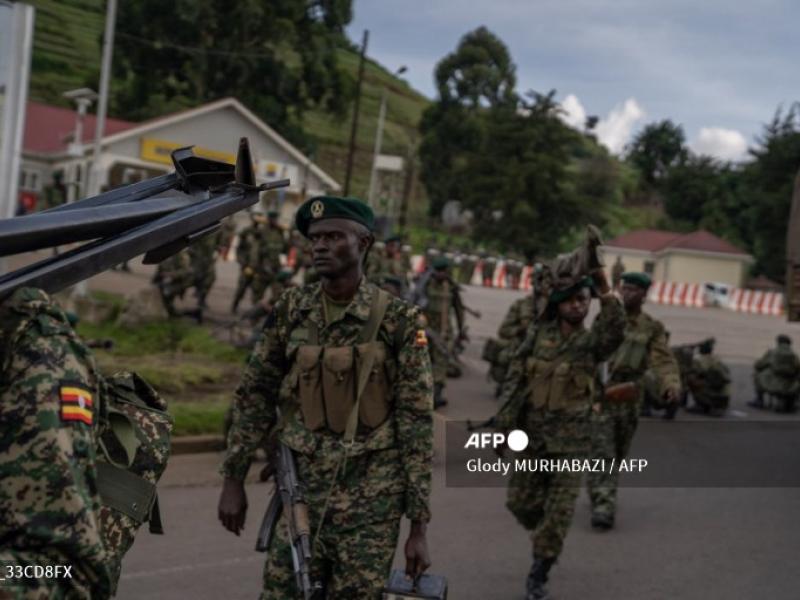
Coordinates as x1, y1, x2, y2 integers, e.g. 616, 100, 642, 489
559, 94, 587, 130
690, 127, 748, 161
594, 98, 645, 154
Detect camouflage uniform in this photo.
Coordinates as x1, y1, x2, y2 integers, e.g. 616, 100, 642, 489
753, 345, 800, 407
498, 295, 536, 371
233, 224, 264, 311
498, 295, 625, 560
688, 354, 731, 415
0, 288, 112, 599
153, 249, 193, 316
223, 279, 433, 599
587, 310, 680, 521
421, 277, 464, 400
188, 233, 219, 308
255, 224, 287, 302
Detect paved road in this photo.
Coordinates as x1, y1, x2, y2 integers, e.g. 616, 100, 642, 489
102, 277, 800, 600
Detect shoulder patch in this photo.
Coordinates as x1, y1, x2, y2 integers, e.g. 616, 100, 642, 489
60, 381, 93, 425
415, 329, 428, 347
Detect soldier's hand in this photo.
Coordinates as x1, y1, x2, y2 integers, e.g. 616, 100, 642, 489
243, 266, 254, 277
663, 387, 680, 405
405, 521, 431, 578
218, 477, 248, 536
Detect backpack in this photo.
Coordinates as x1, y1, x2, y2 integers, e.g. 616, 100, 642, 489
771, 345, 799, 378
96, 372, 174, 592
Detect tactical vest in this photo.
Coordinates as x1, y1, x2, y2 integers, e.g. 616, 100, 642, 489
293, 290, 394, 434
526, 355, 593, 412
771, 345, 799, 378
96, 372, 173, 591
611, 328, 650, 379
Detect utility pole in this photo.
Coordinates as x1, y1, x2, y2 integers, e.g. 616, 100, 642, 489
89, 0, 117, 196
343, 29, 368, 197
367, 65, 406, 209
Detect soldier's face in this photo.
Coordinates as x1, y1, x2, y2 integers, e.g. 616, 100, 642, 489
433, 268, 448, 281
308, 219, 369, 278
558, 288, 590, 324
386, 241, 400, 255
621, 283, 646, 310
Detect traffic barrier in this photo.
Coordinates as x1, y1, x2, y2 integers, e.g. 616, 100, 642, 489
729, 289, 784, 316
647, 282, 705, 307
520, 266, 533, 291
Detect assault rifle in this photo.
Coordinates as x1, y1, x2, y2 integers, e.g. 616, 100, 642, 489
255, 441, 322, 599
0, 138, 288, 300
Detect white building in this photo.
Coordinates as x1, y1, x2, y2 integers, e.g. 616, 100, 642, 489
18, 97, 339, 222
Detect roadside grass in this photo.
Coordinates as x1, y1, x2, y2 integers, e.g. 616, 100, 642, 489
170, 401, 229, 437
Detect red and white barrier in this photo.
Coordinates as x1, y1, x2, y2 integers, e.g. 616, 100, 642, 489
492, 261, 507, 289
520, 266, 534, 291
729, 289, 784, 316
647, 282, 705, 307
411, 255, 426, 274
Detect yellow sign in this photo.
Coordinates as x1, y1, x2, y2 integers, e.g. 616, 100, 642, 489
140, 137, 236, 166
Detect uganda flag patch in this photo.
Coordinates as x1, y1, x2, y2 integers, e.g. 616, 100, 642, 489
415, 329, 428, 347
60, 383, 93, 425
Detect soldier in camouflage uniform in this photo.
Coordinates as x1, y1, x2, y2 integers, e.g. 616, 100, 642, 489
254, 210, 288, 303
232, 211, 267, 313
751, 335, 800, 412
419, 257, 465, 409
371, 235, 409, 295
153, 248, 194, 317
611, 256, 625, 290
687, 339, 731, 416
218, 196, 433, 599
0, 288, 112, 599
188, 232, 220, 309
496, 268, 624, 600
586, 272, 681, 530
485, 293, 536, 397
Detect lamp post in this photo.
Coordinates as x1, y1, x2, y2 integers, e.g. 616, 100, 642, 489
367, 65, 406, 209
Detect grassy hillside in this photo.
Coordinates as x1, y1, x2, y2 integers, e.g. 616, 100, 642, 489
24, 0, 430, 206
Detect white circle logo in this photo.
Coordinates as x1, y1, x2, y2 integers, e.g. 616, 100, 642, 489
507, 429, 529, 452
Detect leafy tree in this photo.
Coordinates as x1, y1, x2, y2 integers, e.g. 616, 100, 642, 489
111, 0, 353, 150
742, 104, 800, 281
433, 26, 517, 109
626, 120, 688, 187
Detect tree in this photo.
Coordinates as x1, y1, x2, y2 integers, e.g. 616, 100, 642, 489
626, 120, 688, 187
111, 0, 353, 150
742, 104, 800, 281
433, 26, 517, 109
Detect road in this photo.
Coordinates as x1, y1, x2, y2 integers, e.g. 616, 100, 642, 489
89, 270, 800, 600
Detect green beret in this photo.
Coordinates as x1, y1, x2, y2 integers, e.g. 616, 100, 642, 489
432, 256, 450, 270
267, 209, 280, 218
295, 195, 374, 237
385, 234, 401, 244
277, 270, 294, 282
621, 272, 652, 289
549, 276, 593, 305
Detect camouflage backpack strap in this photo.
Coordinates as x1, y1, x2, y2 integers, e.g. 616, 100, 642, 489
346, 288, 390, 444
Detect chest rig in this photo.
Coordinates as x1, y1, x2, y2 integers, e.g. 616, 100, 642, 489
526, 329, 593, 411
294, 289, 392, 435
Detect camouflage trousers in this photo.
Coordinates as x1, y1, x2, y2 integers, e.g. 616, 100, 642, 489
429, 333, 450, 387
261, 517, 399, 599
586, 404, 639, 518
506, 454, 582, 560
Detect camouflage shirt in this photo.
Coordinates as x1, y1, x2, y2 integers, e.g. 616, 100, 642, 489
0, 288, 111, 599
497, 295, 625, 453
497, 295, 536, 346
609, 310, 681, 392
223, 279, 434, 530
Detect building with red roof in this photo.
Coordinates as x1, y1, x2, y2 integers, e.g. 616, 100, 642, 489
17, 97, 339, 215
603, 228, 753, 287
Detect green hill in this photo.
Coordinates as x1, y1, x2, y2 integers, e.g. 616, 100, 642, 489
24, 0, 430, 206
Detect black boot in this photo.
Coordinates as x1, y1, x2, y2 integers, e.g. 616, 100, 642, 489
663, 402, 678, 420
434, 383, 448, 409
526, 557, 556, 600
591, 512, 615, 530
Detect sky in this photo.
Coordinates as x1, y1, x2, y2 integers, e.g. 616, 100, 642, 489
346, 0, 799, 162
